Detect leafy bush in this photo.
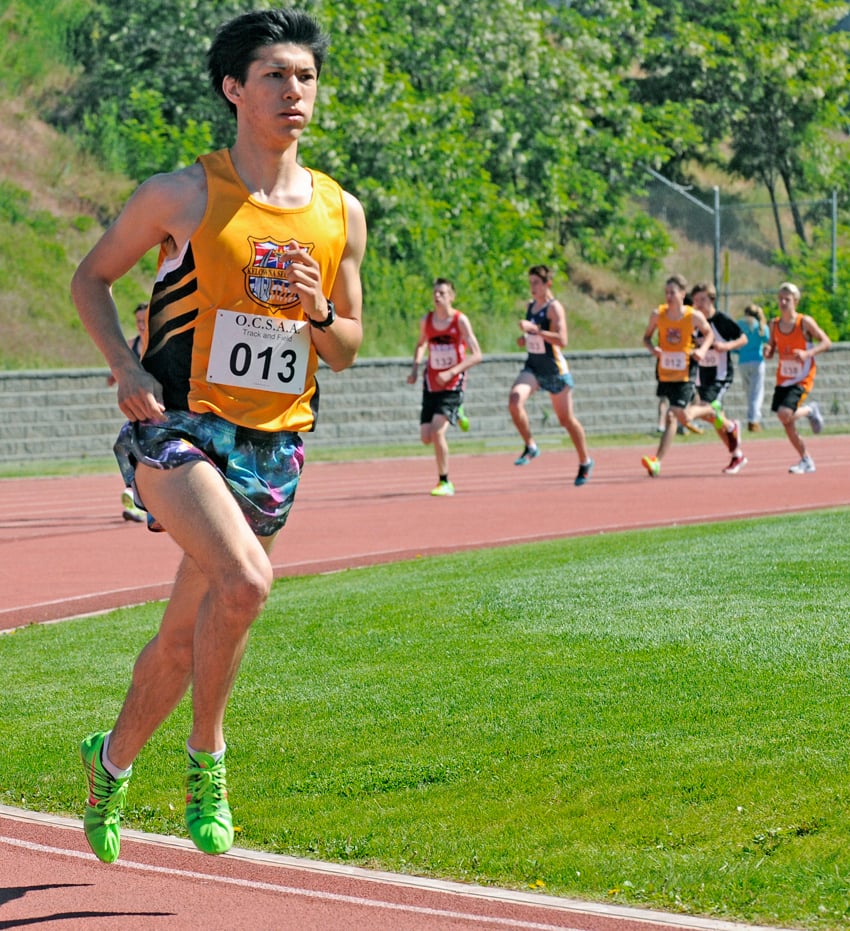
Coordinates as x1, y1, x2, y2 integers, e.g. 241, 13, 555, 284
59, 0, 673, 316
81, 88, 213, 179
782, 227, 850, 341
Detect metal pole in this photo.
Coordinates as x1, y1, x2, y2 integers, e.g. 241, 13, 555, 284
713, 186, 720, 294
832, 190, 838, 294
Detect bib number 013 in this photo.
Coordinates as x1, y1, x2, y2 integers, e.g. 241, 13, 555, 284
207, 309, 310, 395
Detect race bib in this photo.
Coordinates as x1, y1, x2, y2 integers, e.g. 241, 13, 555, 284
525, 333, 546, 354
701, 349, 719, 367
207, 309, 310, 395
779, 358, 804, 379
429, 343, 459, 370
660, 351, 686, 371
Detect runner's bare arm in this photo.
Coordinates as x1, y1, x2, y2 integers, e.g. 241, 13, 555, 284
691, 310, 714, 364
71, 167, 206, 422
642, 311, 660, 357
456, 314, 483, 373
801, 315, 832, 359
407, 316, 429, 384
764, 319, 776, 359
293, 191, 367, 372
546, 301, 568, 348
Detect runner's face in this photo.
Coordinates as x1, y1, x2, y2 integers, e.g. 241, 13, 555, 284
529, 275, 546, 299
691, 290, 713, 315
232, 43, 318, 140
778, 289, 797, 314
433, 285, 453, 309
665, 284, 684, 308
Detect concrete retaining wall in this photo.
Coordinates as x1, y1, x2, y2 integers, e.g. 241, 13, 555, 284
2, 346, 848, 463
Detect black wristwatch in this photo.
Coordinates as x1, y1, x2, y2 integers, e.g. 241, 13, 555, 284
308, 300, 336, 330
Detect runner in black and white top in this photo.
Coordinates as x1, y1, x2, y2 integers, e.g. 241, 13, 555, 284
507, 264, 594, 486
687, 281, 748, 475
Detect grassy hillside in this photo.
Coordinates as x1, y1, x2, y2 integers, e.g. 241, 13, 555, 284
0, 0, 832, 371
0, 99, 156, 369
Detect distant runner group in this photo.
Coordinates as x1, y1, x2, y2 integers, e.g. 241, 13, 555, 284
408, 270, 832, 496
639, 276, 830, 478
410, 264, 594, 496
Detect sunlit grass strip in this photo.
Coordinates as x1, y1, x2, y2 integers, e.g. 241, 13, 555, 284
2, 509, 849, 927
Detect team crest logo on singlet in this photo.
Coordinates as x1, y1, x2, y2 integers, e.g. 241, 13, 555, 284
667, 327, 683, 346
244, 237, 315, 313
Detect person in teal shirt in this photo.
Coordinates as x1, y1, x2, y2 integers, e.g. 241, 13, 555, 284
736, 303, 770, 430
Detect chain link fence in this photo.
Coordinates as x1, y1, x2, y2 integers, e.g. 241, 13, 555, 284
645, 169, 836, 314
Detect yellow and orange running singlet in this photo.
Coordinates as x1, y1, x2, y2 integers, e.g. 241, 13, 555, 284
142, 149, 348, 433
655, 304, 697, 383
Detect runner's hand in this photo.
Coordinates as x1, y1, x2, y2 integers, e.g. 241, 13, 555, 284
283, 241, 327, 322
115, 368, 166, 422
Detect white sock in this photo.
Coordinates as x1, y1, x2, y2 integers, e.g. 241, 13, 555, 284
187, 741, 226, 764
101, 731, 132, 779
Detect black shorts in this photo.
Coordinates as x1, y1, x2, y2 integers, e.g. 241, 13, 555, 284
771, 383, 807, 413
656, 381, 695, 409
696, 380, 731, 406
420, 388, 464, 426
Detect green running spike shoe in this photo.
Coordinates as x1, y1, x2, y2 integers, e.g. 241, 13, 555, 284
457, 405, 470, 432
641, 454, 661, 477
80, 731, 130, 863
185, 751, 234, 855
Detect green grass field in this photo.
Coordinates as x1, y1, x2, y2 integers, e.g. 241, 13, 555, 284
2, 509, 849, 928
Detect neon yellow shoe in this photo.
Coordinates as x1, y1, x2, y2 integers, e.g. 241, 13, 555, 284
81, 731, 130, 863
710, 399, 725, 429
641, 455, 661, 477
185, 751, 234, 855
430, 480, 455, 497
457, 406, 470, 432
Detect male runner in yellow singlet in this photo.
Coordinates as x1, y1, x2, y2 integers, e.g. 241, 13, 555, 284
640, 274, 713, 477
71, 9, 367, 862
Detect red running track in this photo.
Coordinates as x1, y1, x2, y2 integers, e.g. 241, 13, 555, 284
0, 804, 783, 931
2, 435, 849, 630
2, 435, 848, 930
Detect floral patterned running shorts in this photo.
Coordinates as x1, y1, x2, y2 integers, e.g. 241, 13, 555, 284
114, 409, 304, 537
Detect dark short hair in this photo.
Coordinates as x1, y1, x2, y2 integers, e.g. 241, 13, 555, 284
665, 273, 687, 292
433, 277, 455, 291
691, 281, 716, 301
528, 264, 552, 283
207, 9, 330, 117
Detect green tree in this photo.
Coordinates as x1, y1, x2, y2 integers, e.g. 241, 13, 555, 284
636, 0, 850, 251
52, 0, 707, 348
63, 0, 247, 144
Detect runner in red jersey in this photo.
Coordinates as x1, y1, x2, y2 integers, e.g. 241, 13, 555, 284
407, 278, 482, 496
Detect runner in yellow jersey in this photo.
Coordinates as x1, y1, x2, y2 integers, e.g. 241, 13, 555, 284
71, 9, 367, 863
640, 274, 713, 477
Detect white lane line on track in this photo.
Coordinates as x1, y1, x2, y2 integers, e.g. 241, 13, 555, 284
0, 835, 593, 931
0, 807, 783, 931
